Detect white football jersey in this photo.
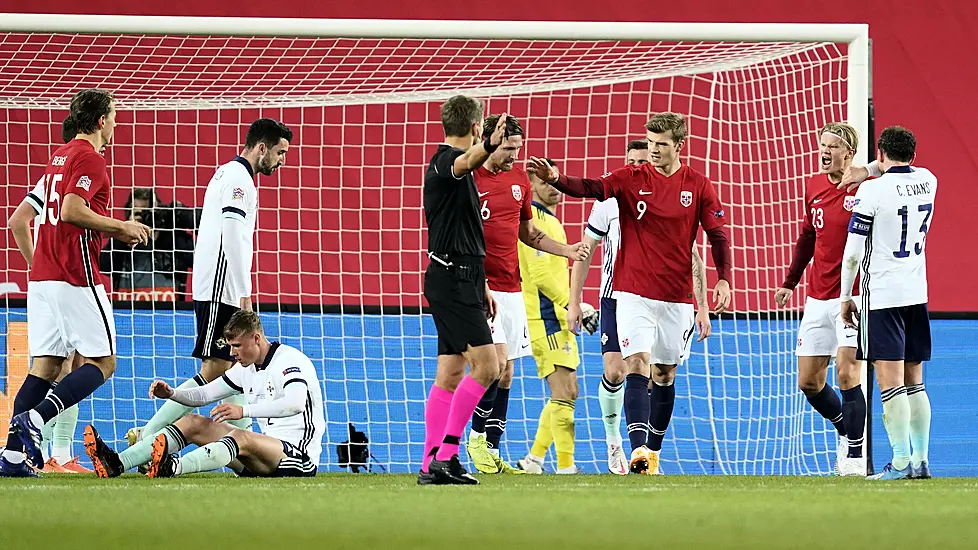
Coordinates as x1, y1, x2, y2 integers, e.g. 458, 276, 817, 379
849, 165, 937, 310
192, 158, 258, 307
584, 197, 620, 299
222, 342, 326, 465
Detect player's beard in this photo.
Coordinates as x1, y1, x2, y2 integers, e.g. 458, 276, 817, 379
257, 154, 277, 176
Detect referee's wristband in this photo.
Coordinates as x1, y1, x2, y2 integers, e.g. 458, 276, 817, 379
483, 137, 499, 154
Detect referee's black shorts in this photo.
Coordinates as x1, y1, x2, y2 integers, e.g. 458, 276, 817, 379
424, 255, 493, 356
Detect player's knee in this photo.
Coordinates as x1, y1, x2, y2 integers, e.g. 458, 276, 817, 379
603, 355, 626, 384
92, 355, 116, 379
624, 354, 650, 376
200, 358, 232, 382
176, 413, 209, 436
797, 376, 822, 396
499, 361, 514, 387
652, 365, 676, 386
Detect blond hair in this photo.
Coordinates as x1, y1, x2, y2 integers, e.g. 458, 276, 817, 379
645, 112, 687, 143
820, 122, 859, 153
223, 310, 264, 340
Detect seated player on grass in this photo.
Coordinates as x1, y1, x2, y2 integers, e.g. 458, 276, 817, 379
84, 310, 325, 478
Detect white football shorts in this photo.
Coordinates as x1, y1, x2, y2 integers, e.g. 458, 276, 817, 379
796, 296, 858, 357
615, 292, 695, 365
487, 289, 532, 360
27, 281, 116, 359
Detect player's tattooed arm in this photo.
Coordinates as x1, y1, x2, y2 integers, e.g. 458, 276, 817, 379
691, 246, 708, 309
518, 219, 590, 260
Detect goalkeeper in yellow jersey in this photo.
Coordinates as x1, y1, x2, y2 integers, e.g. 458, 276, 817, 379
516, 158, 587, 474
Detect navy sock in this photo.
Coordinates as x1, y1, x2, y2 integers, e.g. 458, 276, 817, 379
33, 364, 105, 424
841, 385, 866, 458
647, 381, 676, 452
486, 386, 510, 449
805, 383, 846, 437
624, 373, 651, 452
5, 375, 52, 451
470, 380, 498, 434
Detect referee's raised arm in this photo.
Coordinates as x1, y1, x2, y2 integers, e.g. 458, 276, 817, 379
441, 100, 509, 178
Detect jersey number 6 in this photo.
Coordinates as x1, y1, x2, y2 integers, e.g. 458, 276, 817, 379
481, 199, 490, 221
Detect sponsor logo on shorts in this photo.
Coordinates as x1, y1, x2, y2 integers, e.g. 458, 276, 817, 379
680, 190, 693, 207
562, 341, 572, 354
601, 333, 609, 345
797, 337, 803, 347
622, 338, 630, 348
76, 176, 92, 191
216, 337, 228, 349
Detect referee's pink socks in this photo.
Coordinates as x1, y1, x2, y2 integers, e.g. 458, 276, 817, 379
435, 375, 488, 462
422, 384, 454, 472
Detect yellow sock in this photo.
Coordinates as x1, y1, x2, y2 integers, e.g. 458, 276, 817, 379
529, 400, 556, 458
551, 399, 576, 469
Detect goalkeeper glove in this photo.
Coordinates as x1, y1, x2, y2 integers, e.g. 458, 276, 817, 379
580, 302, 599, 335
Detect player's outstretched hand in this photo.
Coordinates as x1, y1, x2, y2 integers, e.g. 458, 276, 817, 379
211, 403, 244, 423
774, 287, 793, 307
485, 283, 497, 321
695, 307, 712, 342
527, 157, 559, 184
566, 241, 590, 261
841, 299, 859, 329
149, 380, 175, 399
119, 219, 151, 246
566, 301, 582, 335
839, 165, 870, 191
489, 112, 509, 146
712, 280, 731, 314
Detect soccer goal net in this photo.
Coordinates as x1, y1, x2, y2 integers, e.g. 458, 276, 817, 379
0, 15, 869, 475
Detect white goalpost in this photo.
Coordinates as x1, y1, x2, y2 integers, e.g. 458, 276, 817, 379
0, 14, 869, 475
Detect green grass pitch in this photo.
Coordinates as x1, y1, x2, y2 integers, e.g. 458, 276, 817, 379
2, 474, 977, 549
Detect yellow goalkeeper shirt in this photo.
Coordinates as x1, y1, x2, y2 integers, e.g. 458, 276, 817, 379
519, 201, 571, 339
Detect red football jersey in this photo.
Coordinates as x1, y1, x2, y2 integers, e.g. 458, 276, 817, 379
802, 173, 860, 300
601, 163, 726, 304
475, 165, 533, 293
31, 139, 112, 287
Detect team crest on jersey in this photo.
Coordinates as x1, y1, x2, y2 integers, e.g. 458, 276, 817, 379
843, 196, 857, 212
76, 176, 92, 191
680, 191, 693, 207
232, 187, 245, 200
512, 185, 523, 201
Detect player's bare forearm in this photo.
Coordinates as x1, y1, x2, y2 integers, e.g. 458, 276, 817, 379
519, 221, 570, 258
551, 175, 606, 200
61, 193, 125, 234
691, 246, 708, 309
839, 234, 865, 301
705, 226, 733, 283
8, 202, 37, 265
782, 226, 816, 289
569, 239, 597, 307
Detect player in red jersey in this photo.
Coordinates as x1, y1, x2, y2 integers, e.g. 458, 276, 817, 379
0, 89, 150, 477
774, 122, 867, 477
465, 115, 589, 474
527, 112, 731, 475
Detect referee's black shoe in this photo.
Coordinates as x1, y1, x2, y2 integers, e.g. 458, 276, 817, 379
428, 454, 479, 485
417, 469, 440, 485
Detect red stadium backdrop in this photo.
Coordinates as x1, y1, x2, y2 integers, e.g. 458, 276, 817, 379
2, 0, 976, 312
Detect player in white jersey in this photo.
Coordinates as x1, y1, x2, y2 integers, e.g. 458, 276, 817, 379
567, 139, 711, 474
113, 119, 293, 472
2, 118, 92, 474
85, 310, 325, 478
840, 126, 935, 480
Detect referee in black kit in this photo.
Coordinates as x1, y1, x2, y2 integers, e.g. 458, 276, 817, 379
418, 96, 509, 485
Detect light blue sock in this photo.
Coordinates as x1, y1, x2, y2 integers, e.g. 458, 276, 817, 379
907, 384, 931, 466
881, 386, 912, 470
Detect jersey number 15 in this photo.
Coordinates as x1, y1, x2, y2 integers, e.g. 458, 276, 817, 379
38, 174, 64, 226
894, 203, 933, 258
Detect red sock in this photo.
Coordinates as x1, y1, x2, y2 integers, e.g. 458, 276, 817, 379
422, 385, 454, 472
435, 376, 487, 461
